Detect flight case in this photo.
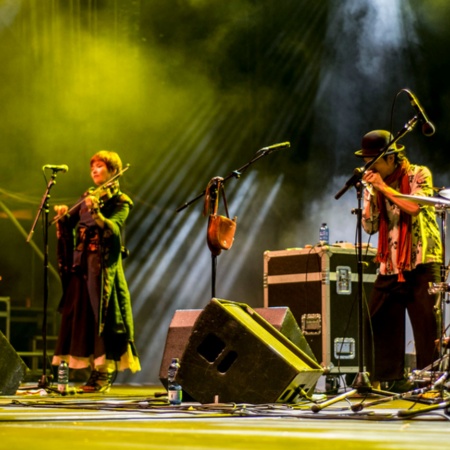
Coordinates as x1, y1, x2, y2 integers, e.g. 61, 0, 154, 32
263, 245, 378, 374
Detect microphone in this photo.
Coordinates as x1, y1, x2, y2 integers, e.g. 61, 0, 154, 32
259, 142, 291, 152
42, 164, 69, 173
403, 89, 436, 136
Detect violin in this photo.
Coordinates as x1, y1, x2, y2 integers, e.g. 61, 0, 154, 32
88, 179, 120, 204
51, 164, 130, 225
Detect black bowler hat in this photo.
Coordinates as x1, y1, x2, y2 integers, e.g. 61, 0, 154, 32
354, 130, 405, 157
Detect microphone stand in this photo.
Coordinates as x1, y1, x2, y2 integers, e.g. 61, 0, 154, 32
311, 117, 419, 413
27, 170, 60, 389
207, 177, 220, 298
176, 143, 289, 298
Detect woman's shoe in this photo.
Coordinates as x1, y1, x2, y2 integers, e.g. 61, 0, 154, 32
81, 370, 117, 393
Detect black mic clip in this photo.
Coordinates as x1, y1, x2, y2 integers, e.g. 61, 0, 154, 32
353, 166, 364, 177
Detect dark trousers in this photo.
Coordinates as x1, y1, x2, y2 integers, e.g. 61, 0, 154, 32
365, 263, 441, 381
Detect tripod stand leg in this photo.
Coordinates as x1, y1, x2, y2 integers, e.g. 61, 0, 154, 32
398, 397, 450, 418
311, 389, 358, 412
350, 387, 426, 412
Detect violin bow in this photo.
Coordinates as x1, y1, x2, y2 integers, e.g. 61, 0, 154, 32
50, 164, 130, 226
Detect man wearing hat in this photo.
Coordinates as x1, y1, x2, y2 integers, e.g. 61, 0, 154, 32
356, 130, 442, 391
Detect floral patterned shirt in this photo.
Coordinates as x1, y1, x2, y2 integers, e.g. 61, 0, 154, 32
362, 164, 442, 275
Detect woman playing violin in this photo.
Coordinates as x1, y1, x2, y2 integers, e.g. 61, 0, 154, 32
52, 150, 140, 393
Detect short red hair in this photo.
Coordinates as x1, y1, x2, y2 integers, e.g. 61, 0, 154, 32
90, 150, 123, 174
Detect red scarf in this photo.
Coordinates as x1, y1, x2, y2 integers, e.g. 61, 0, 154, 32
376, 159, 411, 281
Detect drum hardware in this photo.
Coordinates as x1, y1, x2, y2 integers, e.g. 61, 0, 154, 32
429, 281, 450, 301
394, 192, 450, 208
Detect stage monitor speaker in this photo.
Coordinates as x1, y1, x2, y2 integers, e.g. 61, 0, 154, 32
0, 330, 28, 395
177, 299, 323, 404
158, 305, 318, 390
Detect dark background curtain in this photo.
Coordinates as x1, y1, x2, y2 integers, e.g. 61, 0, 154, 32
1, 0, 449, 383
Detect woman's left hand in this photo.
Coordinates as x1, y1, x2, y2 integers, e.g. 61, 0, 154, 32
85, 195, 100, 210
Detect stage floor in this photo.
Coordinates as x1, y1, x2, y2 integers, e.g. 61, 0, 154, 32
1, 382, 450, 450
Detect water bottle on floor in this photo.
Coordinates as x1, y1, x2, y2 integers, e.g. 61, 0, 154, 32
167, 358, 182, 405
57, 360, 69, 394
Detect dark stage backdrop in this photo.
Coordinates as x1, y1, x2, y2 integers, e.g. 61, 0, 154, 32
1, 0, 450, 383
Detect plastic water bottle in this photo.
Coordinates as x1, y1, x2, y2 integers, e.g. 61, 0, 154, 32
319, 223, 329, 245
167, 358, 182, 405
57, 360, 69, 394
